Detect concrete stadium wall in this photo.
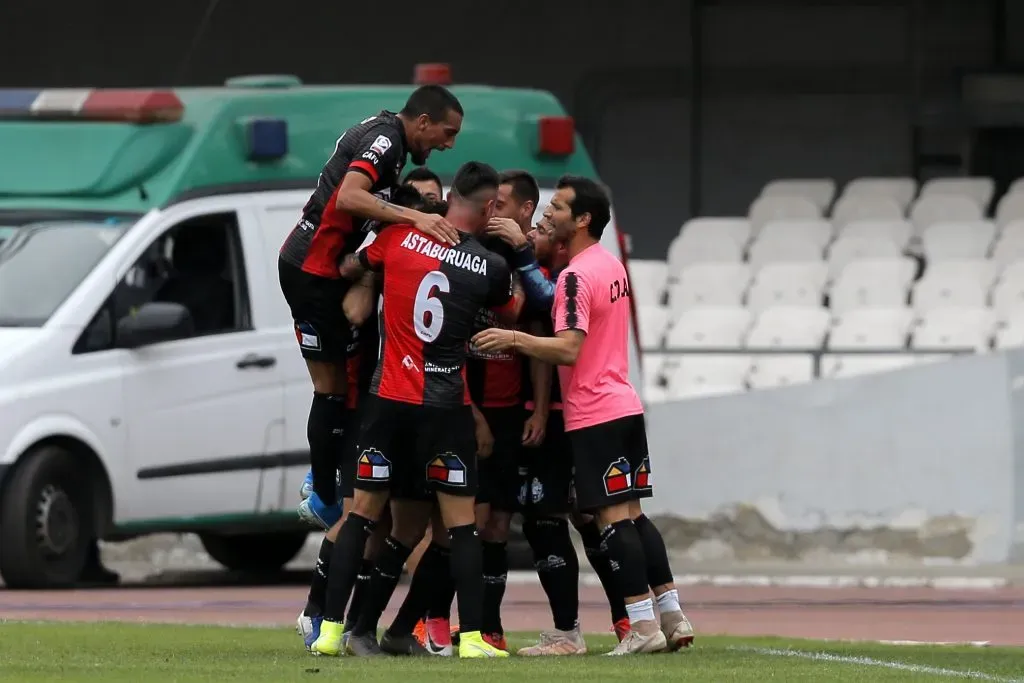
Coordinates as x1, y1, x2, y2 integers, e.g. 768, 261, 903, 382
644, 350, 1024, 567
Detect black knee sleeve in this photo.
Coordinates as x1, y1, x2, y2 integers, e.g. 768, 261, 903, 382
307, 392, 346, 506
525, 516, 580, 632
634, 514, 674, 587
600, 519, 649, 599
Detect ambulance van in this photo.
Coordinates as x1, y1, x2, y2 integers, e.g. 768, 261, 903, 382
0, 69, 642, 588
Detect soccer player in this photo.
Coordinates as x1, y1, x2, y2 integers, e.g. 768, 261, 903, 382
472, 175, 696, 656
278, 85, 462, 514
310, 161, 518, 659
403, 166, 444, 203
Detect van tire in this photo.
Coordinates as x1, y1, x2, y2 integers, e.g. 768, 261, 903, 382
199, 531, 307, 573
0, 446, 93, 589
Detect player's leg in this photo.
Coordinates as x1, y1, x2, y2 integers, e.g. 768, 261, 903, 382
571, 508, 629, 639
419, 510, 456, 653
343, 504, 391, 640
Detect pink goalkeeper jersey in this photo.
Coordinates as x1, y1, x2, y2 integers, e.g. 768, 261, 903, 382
552, 242, 643, 431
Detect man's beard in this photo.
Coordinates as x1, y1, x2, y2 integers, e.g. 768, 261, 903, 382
410, 149, 429, 165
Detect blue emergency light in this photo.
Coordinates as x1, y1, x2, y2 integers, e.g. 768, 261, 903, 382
244, 117, 289, 162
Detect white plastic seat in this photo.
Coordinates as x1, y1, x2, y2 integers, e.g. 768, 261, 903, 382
760, 178, 836, 212
826, 307, 914, 350
666, 229, 743, 274
920, 221, 996, 261
839, 219, 912, 248
637, 305, 670, 350
828, 257, 918, 313
664, 306, 752, 350
628, 260, 668, 307
821, 353, 919, 379
668, 262, 751, 315
1000, 219, 1024, 244
667, 355, 752, 390
675, 217, 752, 247
910, 306, 995, 351
909, 195, 983, 237
831, 195, 904, 228
748, 195, 820, 234
990, 263, 1024, 319
842, 177, 917, 212
756, 219, 833, 250
995, 193, 1024, 228
746, 262, 828, 312
910, 259, 996, 313
993, 309, 1024, 349
745, 306, 831, 349
746, 237, 823, 269
989, 237, 1024, 270
746, 355, 816, 389
826, 235, 903, 279
920, 176, 995, 209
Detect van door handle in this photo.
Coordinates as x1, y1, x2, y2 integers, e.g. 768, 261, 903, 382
236, 354, 277, 369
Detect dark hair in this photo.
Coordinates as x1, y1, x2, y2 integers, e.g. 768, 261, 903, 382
556, 174, 612, 239
400, 85, 463, 122
451, 161, 499, 201
421, 199, 448, 216
402, 166, 443, 189
498, 169, 540, 209
391, 184, 429, 212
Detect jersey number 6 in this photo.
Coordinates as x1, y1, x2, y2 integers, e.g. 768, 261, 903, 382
414, 270, 449, 343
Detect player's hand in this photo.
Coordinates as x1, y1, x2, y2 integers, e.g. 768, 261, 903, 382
414, 211, 459, 246
475, 415, 494, 460
485, 217, 528, 248
522, 410, 547, 447
471, 328, 516, 353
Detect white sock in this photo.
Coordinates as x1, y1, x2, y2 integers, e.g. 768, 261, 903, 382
656, 588, 682, 615
625, 597, 655, 626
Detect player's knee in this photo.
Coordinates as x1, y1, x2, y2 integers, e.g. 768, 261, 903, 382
306, 360, 347, 395
351, 489, 388, 521
482, 510, 512, 542
570, 509, 594, 530
438, 493, 476, 530
594, 502, 631, 529
628, 500, 644, 520
390, 503, 430, 548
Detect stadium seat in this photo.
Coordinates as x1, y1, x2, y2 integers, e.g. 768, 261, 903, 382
745, 306, 831, 349
637, 304, 671, 350
920, 221, 996, 261
757, 219, 833, 250
676, 217, 752, 247
989, 236, 1024, 270
628, 259, 668, 307
838, 219, 913, 248
831, 195, 904, 228
664, 306, 752, 349
909, 195, 983, 237
826, 235, 903, 279
746, 261, 828, 312
746, 354, 816, 389
666, 227, 743, 273
820, 353, 917, 379
747, 235, 824, 269
760, 178, 836, 211
995, 192, 1024, 228
993, 310, 1024, 349
748, 195, 820, 234
668, 262, 751, 315
1008, 177, 1024, 195
920, 176, 995, 210
643, 384, 671, 403
910, 306, 995, 351
990, 262, 1024, 318
841, 176, 917, 212
828, 257, 918, 313
910, 259, 996, 313
826, 307, 914, 350
666, 354, 752, 395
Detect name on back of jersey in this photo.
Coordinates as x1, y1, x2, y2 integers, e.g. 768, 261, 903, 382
400, 232, 489, 275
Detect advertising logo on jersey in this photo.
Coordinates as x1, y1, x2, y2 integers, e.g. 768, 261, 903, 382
356, 448, 392, 482
603, 457, 632, 495
426, 453, 467, 486
295, 321, 321, 351
361, 150, 380, 165
402, 355, 420, 372
370, 134, 392, 156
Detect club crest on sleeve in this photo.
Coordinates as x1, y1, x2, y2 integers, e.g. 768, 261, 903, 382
370, 134, 392, 156
356, 448, 391, 481
603, 457, 632, 495
635, 458, 651, 490
426, 453, 467, 486
295, 321, 321, 350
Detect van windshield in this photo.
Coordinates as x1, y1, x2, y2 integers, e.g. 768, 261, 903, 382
0, 217, 134, 327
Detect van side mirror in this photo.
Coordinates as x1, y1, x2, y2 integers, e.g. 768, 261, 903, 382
116, 302, 195, 349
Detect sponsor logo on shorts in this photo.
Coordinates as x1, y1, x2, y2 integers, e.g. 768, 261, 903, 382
603, 457, 632, 495
531, 477, 544, 503
635, 458, 651, 490
295, 321, 321, 351
356, 448, 391, 481
426, 452, 467, 486
369, 134, 392, 156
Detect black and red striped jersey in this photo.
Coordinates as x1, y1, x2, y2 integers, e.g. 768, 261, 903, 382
521, 265, 564, 411
344, 292, 382, 409
358, 225, 514, 408
466, 236, 522, 408
279, 111, 408, 279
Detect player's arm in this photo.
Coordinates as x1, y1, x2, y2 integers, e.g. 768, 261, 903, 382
487, 262, 525, 325
528, 320, 552, 417
343, 272, 377, 325
339, 226, 393, 280
508, 244, 555, 310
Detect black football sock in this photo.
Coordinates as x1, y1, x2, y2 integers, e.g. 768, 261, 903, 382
323, 514, 375, 622
390, 542, 449, 636
576, 518, 628, 623
424, 544, 456, 621
525, 517, 580, 632
353, 536, 412, 636
633, 514, 675, 588
448, 524, 484, 633
343, 559, 373, 632
480, 541, 508, 635
307, 392, 346, 507
304, 539, 333, 617
600, 520, 650, 606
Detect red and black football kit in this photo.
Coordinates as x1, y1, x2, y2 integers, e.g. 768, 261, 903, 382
353, 225, 514, 498
278, 111, 408, 362
337, 296, 381, 500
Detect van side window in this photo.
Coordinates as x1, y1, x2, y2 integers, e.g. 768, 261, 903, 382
74, 212, 252, 353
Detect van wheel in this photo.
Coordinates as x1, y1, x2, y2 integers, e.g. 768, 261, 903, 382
0, 446, 93, 589
199, 531, 307, 573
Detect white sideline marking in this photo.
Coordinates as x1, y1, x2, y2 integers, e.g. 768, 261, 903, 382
732, 646, 1022, 681
571, 573, 1010, 590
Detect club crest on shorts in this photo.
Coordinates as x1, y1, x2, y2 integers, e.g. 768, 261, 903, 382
356, 448, 391, 481
295, 321, 321, 350
426, 453, 467, 486
603, 457, 632, 495
635, 458, 651, 490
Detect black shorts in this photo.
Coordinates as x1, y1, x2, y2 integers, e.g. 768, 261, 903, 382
477, 406, 525, 512
568, 413, 653, 513
519, 410, 574, 516
354, 395, 478, 499
278, 257, 351, 363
